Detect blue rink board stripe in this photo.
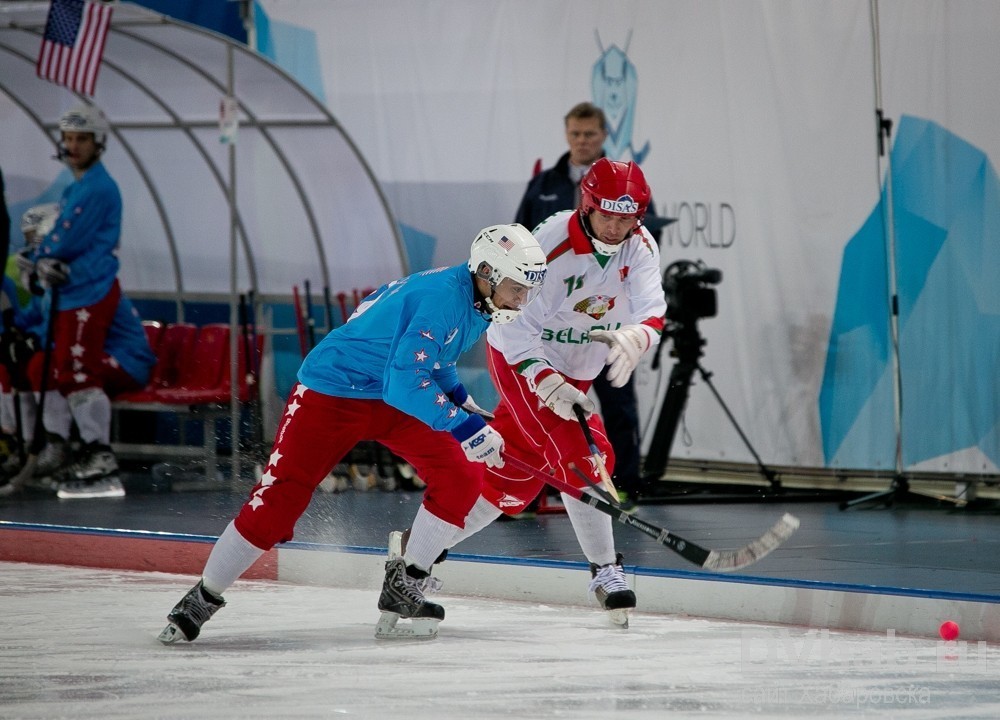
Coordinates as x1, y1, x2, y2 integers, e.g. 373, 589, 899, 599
5, 520, 999, 606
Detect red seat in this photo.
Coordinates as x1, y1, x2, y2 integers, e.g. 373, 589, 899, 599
142, 320, 164, 354
155, 323, 231, 404
115, 322, 197, 402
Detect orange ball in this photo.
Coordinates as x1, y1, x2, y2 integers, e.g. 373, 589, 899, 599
939, 620, 960, 641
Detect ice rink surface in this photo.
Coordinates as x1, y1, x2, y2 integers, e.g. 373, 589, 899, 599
2, 562, 998, 719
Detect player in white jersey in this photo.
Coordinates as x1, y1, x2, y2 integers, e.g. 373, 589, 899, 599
453, 159, 667, 626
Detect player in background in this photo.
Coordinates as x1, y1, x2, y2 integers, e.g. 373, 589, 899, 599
451, 159, 667, 627
0, 203, 155, 498
15, 103, 142, 498
159, 224, 547, 643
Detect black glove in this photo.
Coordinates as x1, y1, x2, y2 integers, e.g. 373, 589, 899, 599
36, 258, 70, 288
0, 327, 38, 370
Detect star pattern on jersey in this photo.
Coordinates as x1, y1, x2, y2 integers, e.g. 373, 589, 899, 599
419, 329, 435, 340
286, 397, 301, 417
419, 379, 431, 389
259, 468, 277, 487
434, 393, 447, 407
294, 384, 307, 398
447, 407, 458, 418
75, 307, 91, 324
70, 343, 84, 358
414, 349, 428, 363
73, 371, 87, 384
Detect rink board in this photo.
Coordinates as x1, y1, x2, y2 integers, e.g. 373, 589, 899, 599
3, 519, 999, 643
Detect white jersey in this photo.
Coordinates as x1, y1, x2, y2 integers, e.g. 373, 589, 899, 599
487, 209, 666, 383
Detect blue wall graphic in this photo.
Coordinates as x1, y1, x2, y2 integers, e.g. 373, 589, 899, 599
820, 116, 1000, 470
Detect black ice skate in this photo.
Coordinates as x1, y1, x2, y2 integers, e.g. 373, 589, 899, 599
375, 556, 444, 639
387, 529, 447, 593
158, 580, 226, 643
589, 553, 636, 628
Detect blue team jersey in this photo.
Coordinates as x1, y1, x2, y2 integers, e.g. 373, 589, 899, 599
35, 161, 121, 311
298, 264, 490, 434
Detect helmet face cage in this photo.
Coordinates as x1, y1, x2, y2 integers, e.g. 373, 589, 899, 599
468, 224, 547, 322
59, 104, 110, 148
580, 158, 651, 222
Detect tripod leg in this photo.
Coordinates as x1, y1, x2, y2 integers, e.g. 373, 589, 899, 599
696, 363, 779, 489
641, 358, 696, 481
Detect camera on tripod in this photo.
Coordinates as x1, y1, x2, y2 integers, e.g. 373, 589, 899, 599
662, 259, 723, 327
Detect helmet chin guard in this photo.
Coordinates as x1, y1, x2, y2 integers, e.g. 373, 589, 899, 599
468, 224, 547, 323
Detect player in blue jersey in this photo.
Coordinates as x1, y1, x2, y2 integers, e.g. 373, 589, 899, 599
160, 224, 547, 643
14, 104, 144, 498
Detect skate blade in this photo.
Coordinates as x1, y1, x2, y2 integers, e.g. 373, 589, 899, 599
157, 622, 186, 644
608, 609, 630, 629
374, 612, 439, 640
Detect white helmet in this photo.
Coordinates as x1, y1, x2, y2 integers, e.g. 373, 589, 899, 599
59, 103, 110, 147
468, 223, 547, 323
20, 203, 61, 243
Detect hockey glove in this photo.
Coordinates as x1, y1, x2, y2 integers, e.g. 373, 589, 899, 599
452, 416, 505, 469
533, 372, 595, 421
447, 384, 495, 421
36, 258, 70, 288
590, 325, 656, 388
0, 327, 38, 370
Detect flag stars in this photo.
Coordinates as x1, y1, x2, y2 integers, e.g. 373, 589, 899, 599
249, 495, 265, 510
260, 469, 277, 487
414, 349, 428, 363
70, 343, 84, 357
434, 393, 447, 407
75, 307, 90, 323
269, 449, 283, 466
419, 329, 435, 340
294, 384, 307, 398
286, 398, 301, 417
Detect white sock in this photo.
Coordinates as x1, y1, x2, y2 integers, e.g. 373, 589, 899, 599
67, 387, 111, 445
561, 492, 617, 566
450, 495, 502, 547
42, 392, 70, 439
202, 521, 265, 596
403, 504, 460, 572
0, 392, 14, 435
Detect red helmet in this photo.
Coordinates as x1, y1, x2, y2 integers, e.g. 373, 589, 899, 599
580, 158, 651, 219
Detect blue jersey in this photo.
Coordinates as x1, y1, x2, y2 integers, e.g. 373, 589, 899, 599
298, 264, 490, 434
34, 161, 121, 311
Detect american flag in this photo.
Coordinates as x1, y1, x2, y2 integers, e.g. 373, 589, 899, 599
36, 0, 113, 97
498, 235, 514, 251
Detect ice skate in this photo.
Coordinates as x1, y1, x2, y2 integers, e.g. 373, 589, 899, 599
158, 581, 226, 643
375, 556, 444, 639
53, 442, 123, 498
589, 553, 636, 628
386, 529, 445, 593
33, 434, 70, 478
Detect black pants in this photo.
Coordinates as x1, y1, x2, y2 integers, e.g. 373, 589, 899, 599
592, 366, 642, 494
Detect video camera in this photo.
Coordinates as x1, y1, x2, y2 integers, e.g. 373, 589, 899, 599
662, 259, 723, 327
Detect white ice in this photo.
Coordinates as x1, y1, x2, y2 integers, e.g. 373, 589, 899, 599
1, 561, 997, 719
